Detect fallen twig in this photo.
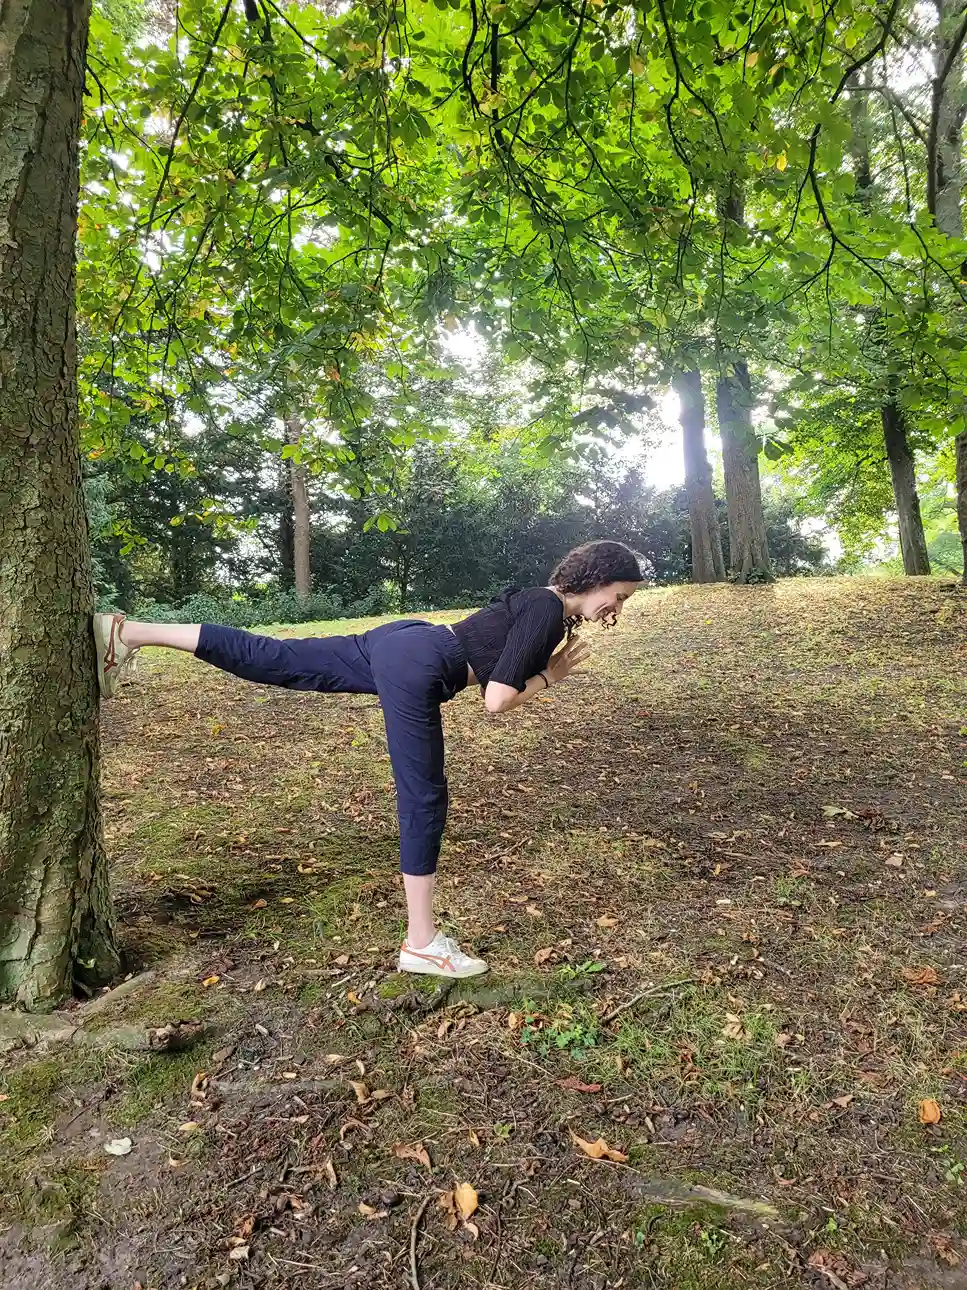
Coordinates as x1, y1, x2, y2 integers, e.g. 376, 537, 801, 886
409, 1193, 434, 1290
601, 978, 698, 1024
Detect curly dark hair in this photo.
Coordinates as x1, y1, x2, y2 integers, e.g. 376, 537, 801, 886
550, 540, 646, 633
550, 540, 645, 595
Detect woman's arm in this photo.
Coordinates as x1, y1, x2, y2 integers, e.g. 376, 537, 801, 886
484, 638, 591, 714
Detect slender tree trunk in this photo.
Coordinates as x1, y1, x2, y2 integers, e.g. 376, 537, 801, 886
715, 361, 773, 582
881, 402, 932, 575
277, 456, 295, 584
285, 415, 311, 601
956, 432, 967, 583
673, 368, 725, 583
849, 75, 933, 575
0, 0, 120, 1009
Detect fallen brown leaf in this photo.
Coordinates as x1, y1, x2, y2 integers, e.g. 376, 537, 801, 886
596, 915, 619, 929
349, 1081, 370, 1104
357, 1202, 387, 1220
570, 1130, 628, 1163
533, 947, 556, 966
556, 1077, 603, 1094
323, 1158, 338, 1190
831, 1095, 854, 1109
902, 965, 942, 986
392, 1142, 432, 1169
930, 1234, 961, 1267
919, 1098, 942, 1124
722, 1012, 750, 1042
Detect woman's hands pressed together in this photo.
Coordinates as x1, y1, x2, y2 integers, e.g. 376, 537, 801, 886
544, 636, 591, 685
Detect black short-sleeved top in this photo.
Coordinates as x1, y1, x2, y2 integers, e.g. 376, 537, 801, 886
451, 587, 566, 692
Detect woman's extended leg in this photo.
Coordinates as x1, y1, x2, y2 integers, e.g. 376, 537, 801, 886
95, 614, 379, 698
120, 621, 201, 652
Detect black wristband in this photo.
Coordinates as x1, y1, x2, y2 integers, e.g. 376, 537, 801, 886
538, 671, 550, 689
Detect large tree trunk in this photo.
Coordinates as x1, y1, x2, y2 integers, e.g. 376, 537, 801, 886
881, 402, 932, 575
285, 415, 311, 601
956, 431, 967, 584
716, 185, 771, 583
715, 362, 772, 582
0, 0, 119, 1009
673, 369, 725, 584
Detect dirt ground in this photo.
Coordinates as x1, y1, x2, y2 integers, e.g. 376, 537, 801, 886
2, 577, 966, 1290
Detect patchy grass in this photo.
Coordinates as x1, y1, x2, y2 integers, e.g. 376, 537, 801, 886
2, 577, 966, 1288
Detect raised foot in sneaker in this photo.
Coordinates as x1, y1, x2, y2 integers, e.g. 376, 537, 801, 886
94, 612, 139, 698
398, 932, 489, 979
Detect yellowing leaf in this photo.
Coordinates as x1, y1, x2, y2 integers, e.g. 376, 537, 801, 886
570, 1130, 628, 1163
454, 1182, 479, 1220
746, 49, 759, 66
201, 975, 220, 988
776, 152, 788, 171
178, 1121, 202, 1134
919, 1098, 942, 1124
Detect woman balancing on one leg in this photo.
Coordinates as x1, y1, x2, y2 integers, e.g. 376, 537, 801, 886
95, 540, 645, 979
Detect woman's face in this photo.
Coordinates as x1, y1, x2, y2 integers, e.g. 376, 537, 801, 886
578, 580, 640, 622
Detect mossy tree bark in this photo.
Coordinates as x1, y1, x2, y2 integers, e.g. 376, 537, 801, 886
715, 361, 773, 583
0, 0, 120, 1009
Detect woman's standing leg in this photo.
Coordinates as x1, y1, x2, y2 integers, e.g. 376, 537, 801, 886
369, 631, 487, 977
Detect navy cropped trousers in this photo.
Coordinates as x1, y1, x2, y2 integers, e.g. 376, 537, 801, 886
196, 621, 469, 877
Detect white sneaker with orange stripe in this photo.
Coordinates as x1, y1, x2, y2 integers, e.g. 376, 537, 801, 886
94, 612, 140, 698
398, 932, 488, 979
